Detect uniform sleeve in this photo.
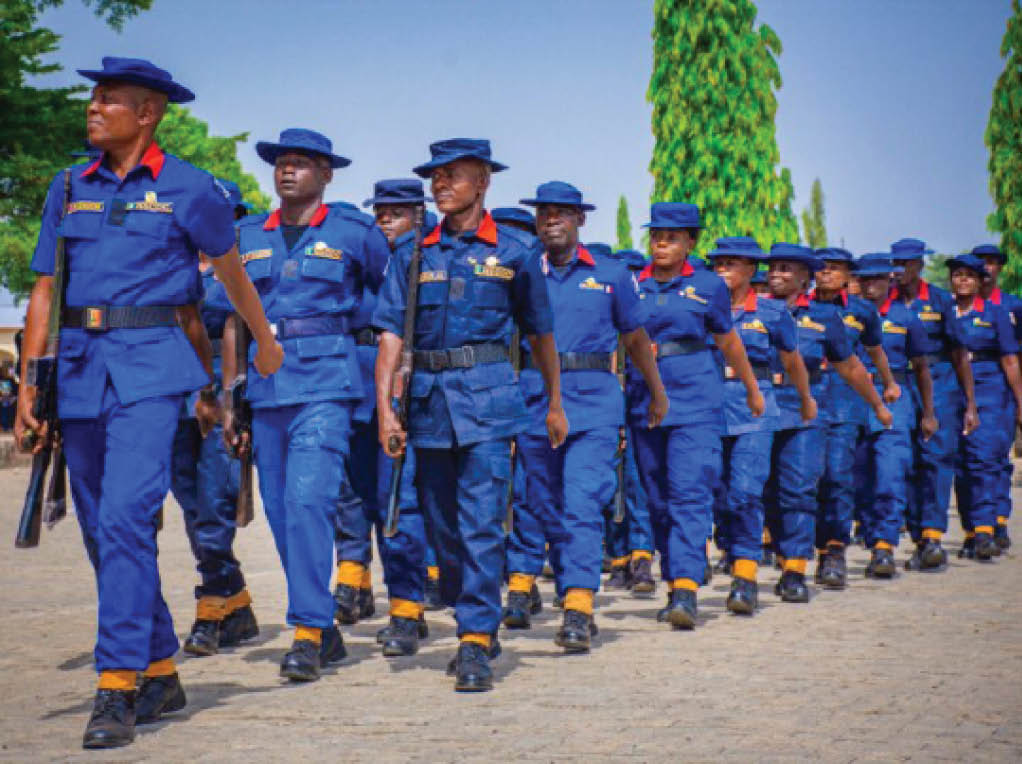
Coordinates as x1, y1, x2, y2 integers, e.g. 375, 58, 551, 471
370, 241, 410, 337
823, 309, 853, 362
356, 224, 390, 292
994, 304, 1021, 356
905, 312, 930, 359
860, 303, 883, 348
611, 264, 642, 334
770, 307, 798, 353
179, 174, 236, 258
705, 276, 733, 334
30, 171, 67, 276
511, 247, 554, 336
1009, 298, 1022, 344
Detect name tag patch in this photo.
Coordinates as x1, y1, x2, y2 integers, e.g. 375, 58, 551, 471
306, 241, 343, 260
241, 249, 272, 264
67, 201, 104, 214
918, 311, 943, 322
419, 270, 449, 284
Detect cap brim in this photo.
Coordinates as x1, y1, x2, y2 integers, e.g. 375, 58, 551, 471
412, 155, 508, 178
77, 69, 195, 103
641, 223, 704, 229
361, 196, 433, 208
256, 142, 351, 168
706, 251, 763, 260
518, 198, 595, 211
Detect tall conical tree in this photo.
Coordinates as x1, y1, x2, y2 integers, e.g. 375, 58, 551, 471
800, 177, 827, 249
986, 0, 1022, 292
615, 195, 634, 251
647, 0, 798, 253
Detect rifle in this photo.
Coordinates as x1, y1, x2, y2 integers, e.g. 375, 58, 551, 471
383, 206, 425, 538
229, 314, 254, 528
612, 337, 627, 524
503, 331, 521, 535
17, 169, 71, 548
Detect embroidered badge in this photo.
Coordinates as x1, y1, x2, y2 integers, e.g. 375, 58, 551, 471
973, 317, 992, 328
241, 249, 272, 264
306, 241, 343, 260
742, 318, 768, 334
126, 191, 173, 213
681, 286, 707, 304
67, 201, 104, 214
419, 270, 449, 283
797, 315, 825, 332
579, 276, 612, 293
843, 315, 864, 332
882, 320, 907, 335
918, 310, 943, 321
474, 263, 514, 280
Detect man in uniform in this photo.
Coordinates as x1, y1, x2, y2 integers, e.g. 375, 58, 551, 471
17, 57, 282, 749
491, 207, 538, 236
374, 138, 567, 691
227, 128, 389, 682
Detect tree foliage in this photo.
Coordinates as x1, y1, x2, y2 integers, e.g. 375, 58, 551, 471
986, 0, 1022, 293
800, 177, 827, 249
922, 252, 951, 291
647, 0, 798, 254
615, 195, 633, 251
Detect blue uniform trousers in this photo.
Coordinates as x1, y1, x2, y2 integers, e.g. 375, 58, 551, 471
906, 364, 959, 539
856, 425, 911, 547
334, 414, 424, 602
169, 418, 244, 598
514, 427, 618, 594
765, 426, 824, 561
62, 381, 181, 672
998, 411, 1017, 522
604, 436, 653, 560
505, 441, 544, 574
816, 421, 861, 548
253, 401, 352, 628
715, 430, 773, 562
416, 438, 512, 637
632, 423, 721, 583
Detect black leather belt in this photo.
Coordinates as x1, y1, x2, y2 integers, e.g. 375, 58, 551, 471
655, 339, 706, 359
275, 315, 349, 340
969, 349, 1002, 364
724, 364, 774, 382
413, 343, 509, 371
354, 328, 378, 346
524, 351, 613, 372
778, 369, 824, 386
62, 305, 180, 331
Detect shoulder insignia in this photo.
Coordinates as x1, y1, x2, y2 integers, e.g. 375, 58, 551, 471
797, 315, 826, 332
419, 270, 448, 284
67, 201, 104, 214
681, 285, 707, 304
241, 249, 272, 264
843, 314, 865, 332
882, 319, 908, 335
306, 241, 343, 260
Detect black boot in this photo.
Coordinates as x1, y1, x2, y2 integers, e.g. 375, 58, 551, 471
358, 587, 376, 619
453, 642, 492, 692
775, 570, 810, 602
219, 604, 259, 647
183, 619, 220, 656
865, 547, 896, 578
995, 523, 1011, 550
713, 553, 732, 576
604, 564, 632, 590
919, 539, 948, 570
424, 574, 444, 611
726, 576, 758, 615
975, 532, 998, 561
280, 639, 321, 682
817, 547, 847, 590
502, 590, 534, 629
381, 616, 422, 657
551, 593, 564, 610
377, 614, 428, 644
528, 583, 543, 615
958, 535, 976, 559
135, 672, 186, 724
333, 583, 359, 624
630, 556, 656, 597
663, 588, 697, 629
82, 689, 136, 749
555, 610, 597, 653
656, 593, 672, 623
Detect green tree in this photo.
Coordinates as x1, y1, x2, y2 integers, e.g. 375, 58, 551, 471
615, 195, 634, 251
647, 0, 798, 254
922, 252, 951, 291
800, 177, 827, 249
986, 0, 1022, 293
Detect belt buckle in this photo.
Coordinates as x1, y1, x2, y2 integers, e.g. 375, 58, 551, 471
452, 345, 474, 368
84, 306, 108, 331
428, 350, 446, 372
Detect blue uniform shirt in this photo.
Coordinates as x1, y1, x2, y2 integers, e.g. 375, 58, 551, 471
627, 260, 732, 431
811, 289, 883, 425
711, 290, 796, 435
520, 245, 642, 434
951, 297, 1019, 383
31, 144, 236, 418
238, 202, 389, 409
888, 280, 957, 360
372, 212, 554, 448
990, 287, 1022, 344
771, 294, 853, 430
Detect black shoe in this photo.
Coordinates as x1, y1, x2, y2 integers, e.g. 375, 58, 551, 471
333, 584, 359, 624
601, 555, 613, 573
320, 625, 347, 666
183, 619, 220, 656
446, 637, 501, 676
528, 583, 543, 615
761, 544, 774, 567
664, 589, 697, 629
552, 594, 564, 610
713, 554, 732, 576
958, 536, 976, 559
995, 524, 1011, 550
726, 576, 758, 615
135, 672, 186, 724
424, 575, 444, 611
630, 556, 656, 597
220, 604, 259, 647
904, 544, 924, 571
555, 609, 596, 653
82, 689, 136, 749
604, 565, 632, 590
280, 640, 321, 682
865, 548, 896, 578
381, 616, 421, 657
817, 548, 847, 590
775, 570, 810, 602
502, 590, 534, 629
975, 532, 998, 561
453, 642, 492, 692
919, 539, 948, 570
358, 587, 376, 619
377, 614, 428, 644
656, 594, 672, 623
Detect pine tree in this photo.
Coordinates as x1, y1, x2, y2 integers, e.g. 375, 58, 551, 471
647, 0, 798, 253
800, 178, 827, 249
986, 0, 1022, 292
615, 195, 634, 251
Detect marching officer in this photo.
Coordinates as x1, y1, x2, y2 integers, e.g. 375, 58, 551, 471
17, 57, 281, 749
228, 128, 389, 682
373, 139, 566, 691
503, 182, 667, 653
491, 207, 538, 236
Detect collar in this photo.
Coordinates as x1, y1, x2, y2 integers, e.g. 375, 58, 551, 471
637, 259, 694, 282
422, 211, 498, 247
795, 293, 810, 309
808, 288, 848, 307
263, 203, 329, 231
889, 279, 930, 304
990, 286, 1002, 305
879, 292, 894, 316
81, 141, 166, 180
973, 296, 986, 313
741, 288, 757, 313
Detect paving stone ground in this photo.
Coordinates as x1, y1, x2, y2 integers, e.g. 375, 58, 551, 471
0, 459, 1019, 762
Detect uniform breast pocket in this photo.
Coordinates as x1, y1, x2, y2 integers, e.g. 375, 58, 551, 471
293, 334, 352, 393
122, 212, 173, 266
244, 257, 273, 286
301, 256, 346, 284
417, 282, 447, 307
472, 279, 510, 311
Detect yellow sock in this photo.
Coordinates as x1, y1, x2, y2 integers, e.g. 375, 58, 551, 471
671, 578, 698, 592
390, 598, 424, 620
965, 530, 976, 540
732, 558, 758, 582
508, 572, 535, 594
826, 540, 844, 550
975, 525, 994, 535
360, 567, 372, 590
563, 587, 594, 616
783, 558, 807, 574
631, 549, 653, 562
196, 595, 227, 621
461, 633, 491, 649
610, 555, 630, 568
144, 658, 176, 678
97, 670, 136, 691
295, 625, 322, 645
225, 589, 252, 615
997, 516, 1008, 527
922, 528, 943, 541
427, 565, 439, 580
335, 561, 365, 588
874, 541, 893, 551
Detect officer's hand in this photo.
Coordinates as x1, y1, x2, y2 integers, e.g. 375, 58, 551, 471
647, 388, 669, 428
253, 338, 284, 377
14, 388, 46, 454
883, 381, 902, 404
921, 414, 939, 441
800, 395, 818, 423
617, 428, 627, 454
746, 390, 766, 418
379, 409, 406, 458
962, 404, 979, 437
194, 397, 222, 438
546, 404, 568, 449
223, 410, 250, 458
875, 403, 894, 429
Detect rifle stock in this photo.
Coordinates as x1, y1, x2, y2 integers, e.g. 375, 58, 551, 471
231, 316, 255, 528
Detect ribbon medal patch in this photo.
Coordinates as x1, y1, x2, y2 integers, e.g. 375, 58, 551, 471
579, 276, 613, 293
474, 255, 513, 280
126, 191, 173, 213
306, 241, 343, 260
882, 319, 908, 335
798, 315, 825, 332
680, 286, 707, 304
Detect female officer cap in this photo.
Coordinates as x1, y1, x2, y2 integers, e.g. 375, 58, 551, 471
642, 202, 701, 229
970, 244, 1007, 265
946, 253, 989, 278
706, 236, 765, 260
768, 242, 823, 273
855, 253, 904, 277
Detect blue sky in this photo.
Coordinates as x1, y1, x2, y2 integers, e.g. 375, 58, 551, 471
33, 0, 1012, 255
